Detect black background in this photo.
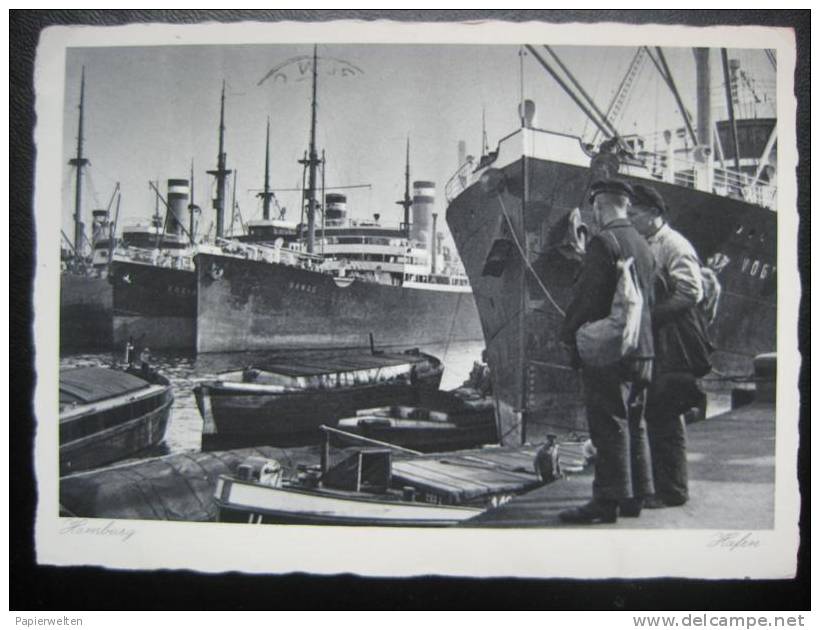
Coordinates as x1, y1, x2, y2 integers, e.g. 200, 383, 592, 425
11, 9, 810, 611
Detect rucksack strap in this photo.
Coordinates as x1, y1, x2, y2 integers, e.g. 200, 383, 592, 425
604, 228, 624, 262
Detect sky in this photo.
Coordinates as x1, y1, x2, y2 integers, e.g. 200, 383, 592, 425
61, 43, 775, 245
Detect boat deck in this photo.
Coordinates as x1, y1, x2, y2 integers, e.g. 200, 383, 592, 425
392, 445, 543, 503
465, 401, 775, 529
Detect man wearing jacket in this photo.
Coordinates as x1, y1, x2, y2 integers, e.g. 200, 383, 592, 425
629, 183, 708, 509
559, 179, 656, 524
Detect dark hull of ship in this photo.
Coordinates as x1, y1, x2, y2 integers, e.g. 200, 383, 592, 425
195, 253, 484, 354
446, 157, 776, 445
60, 274, 113, 351
109, 260, 196, 351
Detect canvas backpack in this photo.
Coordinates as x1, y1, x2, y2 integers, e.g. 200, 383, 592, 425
576, 232, 644, 367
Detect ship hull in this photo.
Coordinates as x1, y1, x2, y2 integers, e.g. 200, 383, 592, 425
60, 274, 113, 351
447, 152, 776, 445
195, 253, 483, 353
109, 260, 196, 351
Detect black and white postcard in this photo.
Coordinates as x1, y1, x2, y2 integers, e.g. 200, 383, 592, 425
32, 18, 800, 579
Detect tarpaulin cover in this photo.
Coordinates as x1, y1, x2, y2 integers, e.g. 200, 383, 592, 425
59, 445, 321, 521
60, 367, 149, 406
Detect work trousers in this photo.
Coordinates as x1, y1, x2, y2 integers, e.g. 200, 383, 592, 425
645, 371, 703, 504
582, 366, 654, 501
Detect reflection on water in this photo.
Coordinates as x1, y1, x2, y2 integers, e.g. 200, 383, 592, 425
60, 340, 487, 454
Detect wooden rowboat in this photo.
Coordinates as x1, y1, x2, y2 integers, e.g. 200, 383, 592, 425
195, 349, 444, 450
335, 388, 497, 452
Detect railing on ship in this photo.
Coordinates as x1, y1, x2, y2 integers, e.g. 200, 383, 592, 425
112, 246, 195, 271
444, 129, 776, 211
208, 238, 324, 270
445, 160, 477, 205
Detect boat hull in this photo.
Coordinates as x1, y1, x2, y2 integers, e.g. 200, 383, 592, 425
109, 260, 196, 351
60, 274, 113, 351
195, 252, 483, 353
214, 476, 482, 527
197, 372, 443, 451
59, 392, 172, 476
446, 153, 776, 444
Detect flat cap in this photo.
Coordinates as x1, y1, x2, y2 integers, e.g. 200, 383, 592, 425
588, 178, 634, 203
631, 183, 668, 214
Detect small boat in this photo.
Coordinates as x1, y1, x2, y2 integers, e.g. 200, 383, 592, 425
194, 349, 444, 450
59, 365, 173, 475
213, 450, 484, 527
336, 388, 497, 452
213, 427, 545, 527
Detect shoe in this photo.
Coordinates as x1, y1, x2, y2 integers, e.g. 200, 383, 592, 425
644, 496, 667, 509
619, 497, 644, 517
559, 499, 618, 524
644, 495, 687, 509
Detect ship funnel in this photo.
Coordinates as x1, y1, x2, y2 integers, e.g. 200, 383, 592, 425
325, 193, 347, 225
167, 179, 190, 236
412, 180, 435, 252
519, 99, 537, 128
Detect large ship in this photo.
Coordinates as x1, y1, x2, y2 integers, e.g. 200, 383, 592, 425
445, 46, 777, 445
195, 47, 481, 353
107, 80, 234, 352
195, 186, 481, 353
108, 181, 199, 350
108, 68, 481, 354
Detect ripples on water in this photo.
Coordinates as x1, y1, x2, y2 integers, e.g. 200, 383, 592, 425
60, 340, 487, 454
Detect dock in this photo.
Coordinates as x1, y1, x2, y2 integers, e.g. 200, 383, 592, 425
465, 401, 775, 528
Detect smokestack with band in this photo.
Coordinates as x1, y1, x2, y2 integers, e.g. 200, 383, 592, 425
325, 193, 347, 226
412, 180, 435, 262
167, 179, 190, 236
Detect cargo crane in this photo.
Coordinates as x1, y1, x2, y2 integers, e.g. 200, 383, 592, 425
589, 47, 647, 148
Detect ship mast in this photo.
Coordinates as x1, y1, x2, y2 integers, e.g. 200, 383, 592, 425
207, 81, 232, 240
257, 117, 275, 221
396, 138, 412, 240
69, 66, 90, 258
188, 159, 196, 244
299, 45, 321, 254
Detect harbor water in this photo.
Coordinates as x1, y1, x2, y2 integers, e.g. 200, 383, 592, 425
59, 340, 487, 454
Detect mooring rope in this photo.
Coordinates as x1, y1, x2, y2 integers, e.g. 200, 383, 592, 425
496, 195, 566, 317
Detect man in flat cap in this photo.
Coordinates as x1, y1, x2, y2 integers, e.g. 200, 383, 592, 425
559, 179, 656, 523
628, 183, 709, 509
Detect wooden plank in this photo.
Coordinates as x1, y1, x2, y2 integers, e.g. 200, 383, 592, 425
392, 461, 483, 494
428, 460, 536, 485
